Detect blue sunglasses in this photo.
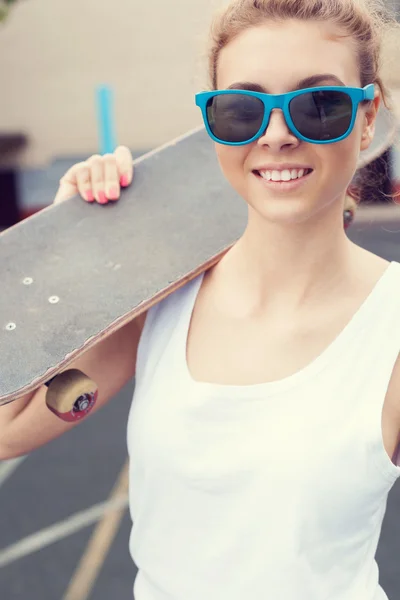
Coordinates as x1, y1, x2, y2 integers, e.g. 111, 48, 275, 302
195, 84, 375, 145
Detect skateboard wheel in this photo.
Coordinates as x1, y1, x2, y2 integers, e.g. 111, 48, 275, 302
45, 369, 98, 422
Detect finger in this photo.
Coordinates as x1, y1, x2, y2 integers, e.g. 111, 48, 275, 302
103, 155, 120, 201
114, 146, 134, 187
75, 164, 94, 202
53, 180, 77, 205
53, 162, 87, 205
87, 155, 106, 204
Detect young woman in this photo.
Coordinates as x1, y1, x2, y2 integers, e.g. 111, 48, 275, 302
2, 0, 400, 598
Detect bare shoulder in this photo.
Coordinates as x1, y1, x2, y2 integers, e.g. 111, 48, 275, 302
353, 246, 390, 275
136, 311, 148, 333
388, 354, 400, 393
366, 252, 400, 414
383, 354, 400, 444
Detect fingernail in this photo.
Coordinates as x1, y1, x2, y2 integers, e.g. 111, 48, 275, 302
98, 191, 108, 204
120, 174, 130, 187
86, 190, 94, 202
108, 187, 119, 200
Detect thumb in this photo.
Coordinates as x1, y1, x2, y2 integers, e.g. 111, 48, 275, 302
53, 177, 79, 205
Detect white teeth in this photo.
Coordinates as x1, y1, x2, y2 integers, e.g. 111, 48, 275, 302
259, 168, 308, 181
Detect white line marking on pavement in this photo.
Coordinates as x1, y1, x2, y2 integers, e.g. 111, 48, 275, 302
62, 459, 129, 600
0, 493, 129, 568
0, 457, 26, 488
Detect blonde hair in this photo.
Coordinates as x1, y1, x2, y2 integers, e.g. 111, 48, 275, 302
202, 0, 400, 205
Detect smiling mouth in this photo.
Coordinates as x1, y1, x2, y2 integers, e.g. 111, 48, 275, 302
252, 169, 314, 181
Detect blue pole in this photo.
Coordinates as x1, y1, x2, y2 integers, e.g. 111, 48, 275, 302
96, 85, 117, 155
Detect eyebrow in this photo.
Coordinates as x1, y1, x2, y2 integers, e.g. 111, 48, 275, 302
226, 74, 346, 92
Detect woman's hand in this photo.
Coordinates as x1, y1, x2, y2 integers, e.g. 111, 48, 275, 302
53, 146, 134, 205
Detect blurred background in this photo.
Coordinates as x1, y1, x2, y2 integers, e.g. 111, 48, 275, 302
0, 0, 217, 227
2, 2, 400, 600
1, 0, 400, 229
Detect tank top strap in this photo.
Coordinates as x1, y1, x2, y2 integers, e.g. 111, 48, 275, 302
354, 261, 400, 478
135, 273, 205, 387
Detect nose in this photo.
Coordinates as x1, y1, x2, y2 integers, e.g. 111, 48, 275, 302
256, 108, 300, 150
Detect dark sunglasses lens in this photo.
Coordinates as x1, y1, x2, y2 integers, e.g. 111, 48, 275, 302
289, 90, 353, 141
206, 94, 264, 142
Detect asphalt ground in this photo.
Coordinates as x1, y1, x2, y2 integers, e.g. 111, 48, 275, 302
1, 207, 400, 599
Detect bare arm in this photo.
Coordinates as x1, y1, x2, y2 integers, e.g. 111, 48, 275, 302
0, 312, 146, 460
0, 145, 141, 460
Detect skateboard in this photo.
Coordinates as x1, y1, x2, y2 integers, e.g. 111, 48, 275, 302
0, 109, 396, 422
0, 125, 248, 421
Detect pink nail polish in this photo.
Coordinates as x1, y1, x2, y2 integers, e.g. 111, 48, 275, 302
98, 191, 107, 204
120, 174, 130, 187
108, 187, 119, 200
86, 190, 94, 202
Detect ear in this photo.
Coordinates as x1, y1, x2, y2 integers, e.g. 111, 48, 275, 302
360, 91, 381, 152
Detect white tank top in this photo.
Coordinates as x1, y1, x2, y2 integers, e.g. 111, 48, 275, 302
127, 260, 400, 600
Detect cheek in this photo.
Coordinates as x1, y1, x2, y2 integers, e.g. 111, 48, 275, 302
325, 136, 360, 186
215, 144, 251, 191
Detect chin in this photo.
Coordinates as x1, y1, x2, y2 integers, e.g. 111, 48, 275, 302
247, 191, 331, 226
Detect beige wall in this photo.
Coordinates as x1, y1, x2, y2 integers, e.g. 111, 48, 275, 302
0, 0, 221, 167
1, 0, 400, 168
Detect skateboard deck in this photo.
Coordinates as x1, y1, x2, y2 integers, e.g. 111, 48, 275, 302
0, 105, 396, 420
0, 126, 248, 417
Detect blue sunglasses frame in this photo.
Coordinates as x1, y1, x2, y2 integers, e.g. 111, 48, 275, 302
195, 84, 375, 146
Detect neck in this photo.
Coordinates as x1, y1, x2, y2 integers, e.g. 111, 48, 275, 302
216, 201, 358, 317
